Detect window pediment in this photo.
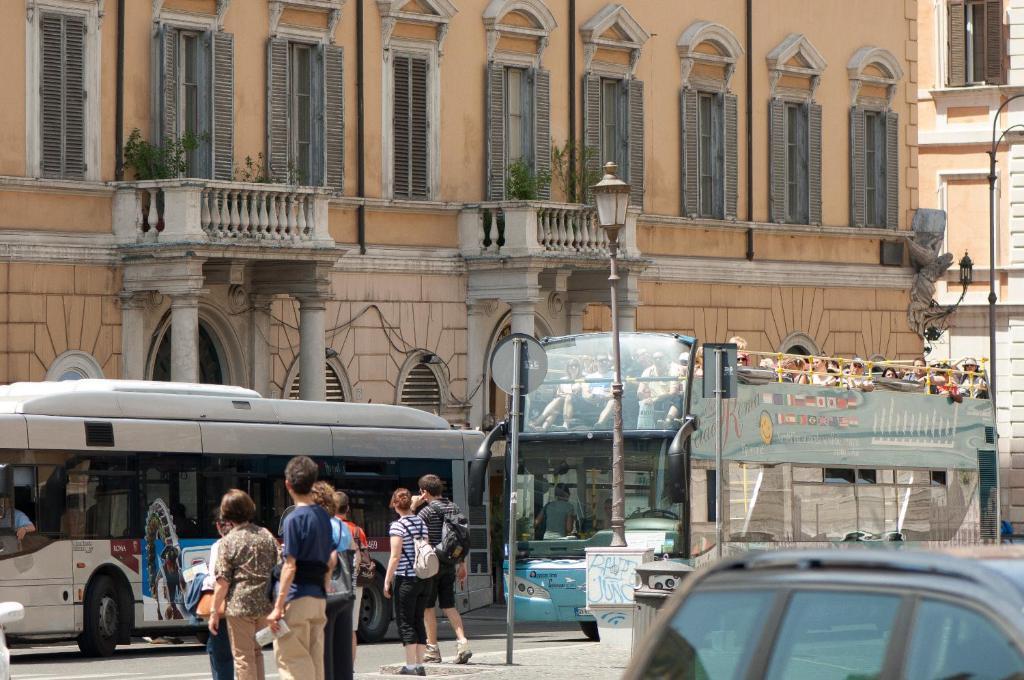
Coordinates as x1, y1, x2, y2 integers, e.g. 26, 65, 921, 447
767, 33, 827, 100
580, 3, 650, 75
678, 20, 743, 92
483, 0, 557, 64
378, 0, 457, 59
268, 0, 345, 43
848, 46, 903, 108
27, 0, 105, 25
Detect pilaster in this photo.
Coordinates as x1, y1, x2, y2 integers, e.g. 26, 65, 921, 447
297, 295, 328, 401
170, 293, 202, 383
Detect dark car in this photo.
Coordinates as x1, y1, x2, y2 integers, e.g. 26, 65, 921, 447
626, 548, 1024, 680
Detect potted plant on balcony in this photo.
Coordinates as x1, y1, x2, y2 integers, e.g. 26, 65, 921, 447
122, 128, 202, 232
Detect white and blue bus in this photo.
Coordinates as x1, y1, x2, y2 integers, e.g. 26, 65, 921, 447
469, 332, 997, 639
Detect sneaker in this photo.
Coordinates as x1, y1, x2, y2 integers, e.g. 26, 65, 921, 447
455, 640, 473, 664
416, 667, 427, 677
397, 666, 419, 676
424, 644, 442, 664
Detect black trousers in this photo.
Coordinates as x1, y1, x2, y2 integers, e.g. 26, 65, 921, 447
323, 597, 354, 680
393, 575, 428, 646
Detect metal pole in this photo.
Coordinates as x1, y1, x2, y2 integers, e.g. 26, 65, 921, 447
988, 149, 998, 412
505, 337, 523, 666
715, 347, 724, 559
608, 238, 626, 548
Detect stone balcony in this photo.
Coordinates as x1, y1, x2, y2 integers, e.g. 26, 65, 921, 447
457, 201, 639, 261
112, 179, 335, 247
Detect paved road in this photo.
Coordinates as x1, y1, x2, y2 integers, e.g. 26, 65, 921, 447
10, 609, 604, 680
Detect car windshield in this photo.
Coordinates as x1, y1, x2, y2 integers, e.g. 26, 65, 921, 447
524, 333, 692, 433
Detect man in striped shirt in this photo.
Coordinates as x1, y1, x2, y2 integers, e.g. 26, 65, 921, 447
413, 474, 472, 665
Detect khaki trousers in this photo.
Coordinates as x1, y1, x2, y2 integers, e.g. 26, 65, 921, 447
273, 596, 327, 680
226, 615, 267, 680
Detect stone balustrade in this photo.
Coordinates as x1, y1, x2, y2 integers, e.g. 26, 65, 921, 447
113, 180, 332, 245
458, 201, 637, 258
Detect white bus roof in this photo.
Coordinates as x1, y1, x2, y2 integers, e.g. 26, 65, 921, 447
0, 379, 451, 430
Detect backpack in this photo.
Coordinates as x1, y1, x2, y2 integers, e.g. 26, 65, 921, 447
428, 500, 472, 567
401, 516, 439, 579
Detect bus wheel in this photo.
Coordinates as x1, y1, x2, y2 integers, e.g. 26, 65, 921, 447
78, 575, 120, 657
579, 621, 600, 641
356, 572, 391, 643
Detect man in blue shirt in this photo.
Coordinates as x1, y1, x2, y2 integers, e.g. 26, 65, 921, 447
268, 456, 335, 680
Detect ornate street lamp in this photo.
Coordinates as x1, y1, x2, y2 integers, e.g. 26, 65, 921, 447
591, 162, 630, 548
924, 251, 974, 346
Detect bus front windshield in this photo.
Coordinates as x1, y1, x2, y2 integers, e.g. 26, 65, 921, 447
524, 333, 692, 433
513, 437, 682, 556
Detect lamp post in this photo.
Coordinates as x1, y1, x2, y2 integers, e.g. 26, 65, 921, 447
924, 251, 974, 346
986, 94, 1024, 409
592, 162, 631, 548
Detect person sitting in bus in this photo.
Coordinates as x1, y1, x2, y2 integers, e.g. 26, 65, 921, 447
587, 357, 616, 427
534, 484, 576, 539
844, 358, 874, 392
903, 358, 928, 385
959, 358, 989, 399
810, 357, 835, 386
531, 359, 586, 431
636, 352, 680, 429
0, 495, 35, 545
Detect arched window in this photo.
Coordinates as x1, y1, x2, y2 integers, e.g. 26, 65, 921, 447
400, 357, 444, 413
287, 363, 348, 402
46, 350, 104, 381
778, 332, 821, 357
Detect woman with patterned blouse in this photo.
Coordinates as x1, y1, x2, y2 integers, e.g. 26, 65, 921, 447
208, 489, 280, 680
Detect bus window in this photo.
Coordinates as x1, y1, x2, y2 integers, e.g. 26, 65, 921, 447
202, 456, 267, 532
66, 456, 135, 540
824, 468, 855, 484
141, 455, 202, 539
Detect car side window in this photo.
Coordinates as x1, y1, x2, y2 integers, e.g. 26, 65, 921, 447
638, 589, 774, 680
904, 599, 1024, 679
764, 591, 901, 680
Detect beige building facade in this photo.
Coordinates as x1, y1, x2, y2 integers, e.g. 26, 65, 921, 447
0, 0, 920, 434
918, 0, 1022, 526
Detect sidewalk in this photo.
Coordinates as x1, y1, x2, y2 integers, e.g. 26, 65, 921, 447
369, 641, 630, 679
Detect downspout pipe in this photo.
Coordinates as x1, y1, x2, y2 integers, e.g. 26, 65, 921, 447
745, 0, 753, 222
115, 0, 126, 180
356, 0, 366, 254
568, 0, 576, 202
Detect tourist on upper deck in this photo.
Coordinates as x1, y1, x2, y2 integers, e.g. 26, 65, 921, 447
880, 366, 901, 380
844, 358, 874, 392
811, 357, 836, 386
958, 358, 989, 399
903, 358, 928, 385
531, 359, 586, 431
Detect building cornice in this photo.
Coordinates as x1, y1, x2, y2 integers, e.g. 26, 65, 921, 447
639, 214, 908, 240
0, 230, 118, 264
647, 256, 915, 289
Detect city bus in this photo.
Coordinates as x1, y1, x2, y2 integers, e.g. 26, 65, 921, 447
468, 332, 996, 639
0, 379, 486, 655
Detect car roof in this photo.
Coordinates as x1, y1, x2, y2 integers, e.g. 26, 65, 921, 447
697, 549, 1024, 610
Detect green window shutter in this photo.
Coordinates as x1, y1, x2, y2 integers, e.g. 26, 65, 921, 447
978, 449, 998, 540
885, 110, 899, 229
323, 44, 344, 192
266, 37, 290, 183
193, 31, 213, 178
850, 106, 866, 227
158, 25, 178, 145
309, 46, 325, 186
723, 92, 738, 221
485, 63, 506, 201
40, 13, 85, 180
628, 78, 644, 208
393, 54, 410, 198
212, 31, 234, 181
533, 68, 551, 201
986, 0, 1003, 84
949, 1, 967, 86
681, 88, 698, 218
583, 73, 601, 202
768, 98, 786, 224
410, 55, 429, 199
808, 101, 822, 226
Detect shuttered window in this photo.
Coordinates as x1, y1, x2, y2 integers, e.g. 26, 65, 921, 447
949, 0, 1003, 86
769, 99, 821, 225
505, 67, 533, 166
850, 107, 899, 228
393, 54, 429, 200
585, 74, 644, 206
266, 39, 343, 189
486, 64, 550, 201
696, 93, 724, 219
40, 12, 86, 180
288, 363, 347, 402
180, 32, 202, 175
400, 361, 442, 413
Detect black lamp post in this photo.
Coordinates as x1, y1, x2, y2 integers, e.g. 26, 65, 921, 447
924, 251, 974, 346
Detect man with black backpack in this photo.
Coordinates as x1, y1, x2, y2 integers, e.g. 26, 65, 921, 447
413, 474, 472, 665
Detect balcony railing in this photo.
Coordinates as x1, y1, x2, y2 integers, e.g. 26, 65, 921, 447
113, 180, 332, 245
458, 201, 638, 259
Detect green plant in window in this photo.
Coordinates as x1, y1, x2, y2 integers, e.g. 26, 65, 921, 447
123, 128, 204, 181
505, 158, 550, 201
551, 140, 601, 204
234, 153, 272, 183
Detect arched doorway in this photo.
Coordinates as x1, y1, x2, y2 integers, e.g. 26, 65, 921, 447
151, 322, 227, 384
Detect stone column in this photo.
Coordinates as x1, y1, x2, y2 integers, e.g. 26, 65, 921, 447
509, 301, 537, 337
567, 302, 589, 335
618, 304, 637, 333
170, 294, 200, 383
467, 300, 496, 426
250, 294, 274, 396
119, 293, 147, 380
298, 296, 327, 401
